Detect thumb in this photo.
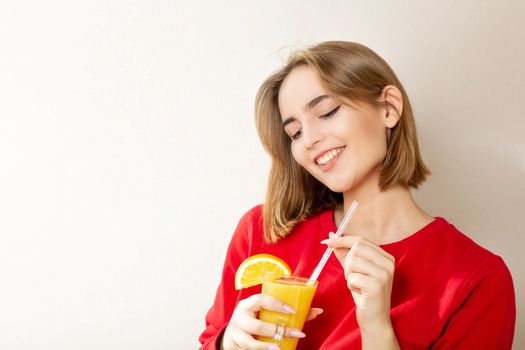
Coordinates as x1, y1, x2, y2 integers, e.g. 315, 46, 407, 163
326, 232, 349, 263
305, 308, 324, 321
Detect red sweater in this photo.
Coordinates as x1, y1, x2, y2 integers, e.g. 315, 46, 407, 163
199, 205, 516, 349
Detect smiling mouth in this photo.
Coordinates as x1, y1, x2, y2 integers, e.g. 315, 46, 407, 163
315, 146, 346, 165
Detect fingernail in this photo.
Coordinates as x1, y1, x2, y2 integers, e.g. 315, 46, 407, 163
290, 329, 306, 338
329, 231, 336, 238
320, 239, 330, 244
283, 304, 296, 314
268, 345, 280, 350
317, 309, 324, 314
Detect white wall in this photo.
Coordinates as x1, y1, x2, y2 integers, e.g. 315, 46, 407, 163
0, 1, 523, 349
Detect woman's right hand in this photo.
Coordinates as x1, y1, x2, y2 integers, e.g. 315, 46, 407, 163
220, 293, 323, 350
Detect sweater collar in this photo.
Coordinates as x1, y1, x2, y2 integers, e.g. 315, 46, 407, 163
317, 207, 450, 254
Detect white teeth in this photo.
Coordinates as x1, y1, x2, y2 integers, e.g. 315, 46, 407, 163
316, 147, 345, 165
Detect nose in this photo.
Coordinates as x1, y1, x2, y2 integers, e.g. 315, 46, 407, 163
301, 122, 324, 149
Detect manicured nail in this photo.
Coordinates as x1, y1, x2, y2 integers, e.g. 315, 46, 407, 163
329, 231, 336, 238
283, 304, 296, 314
268, 345, 280, 350
320, 239, 330, 244
290, 329, 306, 338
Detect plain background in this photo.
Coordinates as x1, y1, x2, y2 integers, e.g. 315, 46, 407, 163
0, 1, 523, 349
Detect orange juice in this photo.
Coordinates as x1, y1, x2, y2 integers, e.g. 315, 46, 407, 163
258, 276, 318, 350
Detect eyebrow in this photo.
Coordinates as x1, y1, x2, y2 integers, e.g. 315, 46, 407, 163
282, 94, 330, 128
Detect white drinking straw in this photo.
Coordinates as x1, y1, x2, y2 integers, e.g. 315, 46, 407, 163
309, 200, 359, 281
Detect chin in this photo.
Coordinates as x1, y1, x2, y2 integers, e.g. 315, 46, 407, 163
310, 171, 355, 193
323, 180, 354, 193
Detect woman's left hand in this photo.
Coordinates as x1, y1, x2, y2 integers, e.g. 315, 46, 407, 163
321, 232, 396, 331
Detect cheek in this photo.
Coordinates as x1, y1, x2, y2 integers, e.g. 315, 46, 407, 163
352, 118, 387, 158
368, 126, 388, 159
290, 145, 307, 167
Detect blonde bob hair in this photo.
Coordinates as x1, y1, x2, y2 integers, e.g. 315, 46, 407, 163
255, 41, 430, 243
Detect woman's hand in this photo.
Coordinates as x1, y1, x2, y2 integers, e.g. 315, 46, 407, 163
221, 293, 323, 350
321, 232, 395, 331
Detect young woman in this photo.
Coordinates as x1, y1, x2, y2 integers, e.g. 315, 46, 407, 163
199, 41, 516, 350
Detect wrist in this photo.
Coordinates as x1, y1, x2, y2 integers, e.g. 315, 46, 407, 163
360, 318, 400, 350
359, 315, 392, 336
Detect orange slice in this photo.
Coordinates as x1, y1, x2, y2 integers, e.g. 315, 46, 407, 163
234, 254, 292, 290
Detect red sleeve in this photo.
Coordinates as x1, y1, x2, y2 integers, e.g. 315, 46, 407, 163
431, 256, 516, 349
198, 206, 261, 349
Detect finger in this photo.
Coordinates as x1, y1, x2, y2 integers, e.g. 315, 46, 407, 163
322, 233, 395, 263
332, 245, 350, 264
320, 231, 358, 247
333, 235, 395, 269
236, 313, 305, 338
305, 308, 324, 321
232, 329, 280, 350
326, 238, 394, 274
241, 294, 296, 315
325, 232, 354, 263
354, 238, 395, 264
356, 239, 395, 264
348, 244, 395, 274
346, 272, 373, 293
343, 254, 390, 284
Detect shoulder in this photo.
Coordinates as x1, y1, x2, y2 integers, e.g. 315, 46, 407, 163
441, 221, 516, 328
421, 221, 516, 349
228, 204, 265, 248
434, 218, 513, 285
437, 218, 496, 258
235, 203, 264, 233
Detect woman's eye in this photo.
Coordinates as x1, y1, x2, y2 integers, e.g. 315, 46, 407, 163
287, 105, 340, 141
291, 129, 302, 140
320, 105, 340, 119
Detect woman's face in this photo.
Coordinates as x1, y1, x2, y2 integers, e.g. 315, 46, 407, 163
278, 65, 390, 193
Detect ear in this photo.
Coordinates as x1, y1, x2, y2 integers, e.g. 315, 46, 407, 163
380, 85, 403, 129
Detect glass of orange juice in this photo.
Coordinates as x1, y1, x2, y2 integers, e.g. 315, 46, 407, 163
258, 274, 318, 350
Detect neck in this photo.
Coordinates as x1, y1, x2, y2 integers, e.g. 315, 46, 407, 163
335, 178, 433, 245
